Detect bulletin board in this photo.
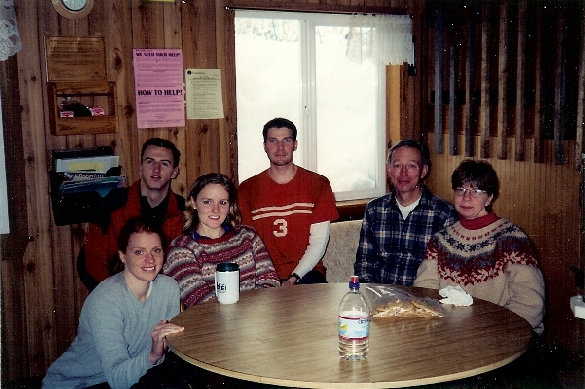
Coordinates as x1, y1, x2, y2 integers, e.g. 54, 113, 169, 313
45, 36, 106, 81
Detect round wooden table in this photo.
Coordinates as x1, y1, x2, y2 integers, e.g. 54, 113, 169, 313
167, 283, 532, 388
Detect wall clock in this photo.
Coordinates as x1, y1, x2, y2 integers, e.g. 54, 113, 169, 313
52, 0, 94, 19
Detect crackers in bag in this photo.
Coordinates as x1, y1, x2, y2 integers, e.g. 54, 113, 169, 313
373, 297, 442, 318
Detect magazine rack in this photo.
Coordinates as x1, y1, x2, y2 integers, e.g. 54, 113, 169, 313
49, 147, 123, 225
49, 167, 123, 226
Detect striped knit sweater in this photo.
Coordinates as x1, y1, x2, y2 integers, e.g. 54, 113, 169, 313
164, 225, 280, 308
414, 212, 545, 334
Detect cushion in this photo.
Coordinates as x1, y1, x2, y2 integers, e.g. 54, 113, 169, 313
322, 220, 362, 283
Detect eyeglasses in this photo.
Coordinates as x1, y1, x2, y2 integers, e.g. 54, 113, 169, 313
454, 187, 488, 198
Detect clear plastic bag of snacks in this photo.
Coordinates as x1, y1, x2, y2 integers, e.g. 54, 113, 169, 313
363, 285, 443, 318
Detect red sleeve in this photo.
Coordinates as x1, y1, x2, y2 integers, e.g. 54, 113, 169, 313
162, 215, 184, 248
84, 222, 117, 282
84, 199, 134, 282
312, 175, 339, 223
237, 180, 254, 226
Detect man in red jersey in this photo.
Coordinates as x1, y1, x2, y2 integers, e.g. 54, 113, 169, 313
238, 118, 339, 285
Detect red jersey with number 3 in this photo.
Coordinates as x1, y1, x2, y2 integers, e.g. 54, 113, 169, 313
238, 167, 339, 279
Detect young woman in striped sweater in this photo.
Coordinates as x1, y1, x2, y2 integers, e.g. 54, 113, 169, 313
164, 173, 280, 308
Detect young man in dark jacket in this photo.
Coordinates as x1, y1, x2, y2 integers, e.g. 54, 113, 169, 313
80, 138, 185, 290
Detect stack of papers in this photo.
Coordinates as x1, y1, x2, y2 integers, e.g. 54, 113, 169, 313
58, 175, 125, 197
52, 148, 125, 197
55, 155, 119, 174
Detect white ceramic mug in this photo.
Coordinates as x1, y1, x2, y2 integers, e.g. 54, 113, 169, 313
215, 262, 240, 304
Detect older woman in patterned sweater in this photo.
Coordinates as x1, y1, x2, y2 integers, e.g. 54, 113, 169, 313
414, 160, 545, 334
164, 173, 280, 308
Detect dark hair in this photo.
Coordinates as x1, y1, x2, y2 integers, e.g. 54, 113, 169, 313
141, 138, 181, 168
451, 159, 499, 210
183, 173, 242, 233
111, 217, 166, 274
262, 118, 297, 142
387, 139, 431, 170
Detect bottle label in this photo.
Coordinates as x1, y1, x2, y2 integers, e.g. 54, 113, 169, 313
338, 312, 369, 340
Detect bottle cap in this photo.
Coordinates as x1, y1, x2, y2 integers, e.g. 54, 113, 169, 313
217, 262, 239, 272
349, 275, 360, 288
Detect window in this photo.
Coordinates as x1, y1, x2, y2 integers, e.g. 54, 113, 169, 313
235, 11, 413, 201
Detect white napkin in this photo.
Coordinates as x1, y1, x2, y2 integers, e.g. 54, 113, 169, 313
438, 285, 473, 306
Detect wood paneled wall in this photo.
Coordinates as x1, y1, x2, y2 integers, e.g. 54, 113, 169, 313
416, 0, 585, 363
1, 0, 583, 383
418, 0, 585, 366
3, 0, 238, 381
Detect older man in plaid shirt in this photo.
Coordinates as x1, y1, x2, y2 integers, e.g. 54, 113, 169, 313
354, 140, 456, 285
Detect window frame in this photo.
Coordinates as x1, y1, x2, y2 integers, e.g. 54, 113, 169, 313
234, 9, 389, 202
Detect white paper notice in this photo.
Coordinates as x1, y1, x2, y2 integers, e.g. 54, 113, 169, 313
133, 49, 185, 128
185, 69, 224, 119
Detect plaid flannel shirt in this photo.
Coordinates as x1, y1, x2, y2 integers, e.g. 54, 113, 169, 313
354, 187, 456, 285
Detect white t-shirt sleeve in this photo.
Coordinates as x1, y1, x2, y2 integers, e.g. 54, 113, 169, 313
292, 221, 330, 278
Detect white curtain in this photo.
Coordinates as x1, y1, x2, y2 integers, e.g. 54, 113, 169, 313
346, 14, 414, 66
0, 0, 21, 61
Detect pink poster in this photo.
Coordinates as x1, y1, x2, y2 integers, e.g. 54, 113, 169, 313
133, 49, 185, 128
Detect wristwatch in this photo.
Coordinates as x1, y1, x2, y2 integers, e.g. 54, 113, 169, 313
291, 273, 301, 283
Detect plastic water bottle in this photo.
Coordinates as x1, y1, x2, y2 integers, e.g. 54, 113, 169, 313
338, 275, 371, 360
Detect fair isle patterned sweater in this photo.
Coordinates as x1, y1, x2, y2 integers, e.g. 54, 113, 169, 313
164, 225, 280, 308
414, 212, 545, 334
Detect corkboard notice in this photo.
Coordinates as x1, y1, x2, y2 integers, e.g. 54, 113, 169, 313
45, 37, 106, 81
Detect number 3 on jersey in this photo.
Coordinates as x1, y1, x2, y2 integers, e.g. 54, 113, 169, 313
273, 218, 287, 237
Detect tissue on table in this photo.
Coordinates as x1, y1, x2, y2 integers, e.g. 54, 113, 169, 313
439, 285, 473, 306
